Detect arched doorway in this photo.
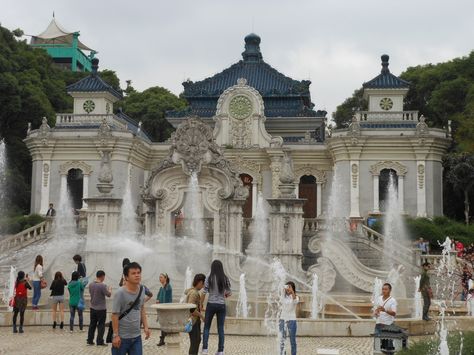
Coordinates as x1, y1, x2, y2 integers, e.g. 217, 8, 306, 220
379, 168, 398, 212
240, 174, 253, 218
67, 168, 84, 210
299, 175, 317, 218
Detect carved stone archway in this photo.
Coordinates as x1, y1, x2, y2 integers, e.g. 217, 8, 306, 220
369, 161, 407, 213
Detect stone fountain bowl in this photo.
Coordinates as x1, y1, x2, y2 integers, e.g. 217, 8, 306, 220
151, 303, 195, 333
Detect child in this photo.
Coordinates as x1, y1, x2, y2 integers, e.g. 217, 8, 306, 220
12, 271, 32, 333
185, 274, 206, 355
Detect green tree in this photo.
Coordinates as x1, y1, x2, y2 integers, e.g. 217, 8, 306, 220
332, 88, 366, 128
119, 86, 187, 141
444, 153, 474, 225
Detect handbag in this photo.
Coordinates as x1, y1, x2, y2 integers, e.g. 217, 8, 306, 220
106, 286, 143, 343
78, 297, 85, 311
9, 296, 16, 308
184, 318, 193, 333
40, 279, 47, 289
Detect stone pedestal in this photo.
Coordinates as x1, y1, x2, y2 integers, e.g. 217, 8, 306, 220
83, 197, 122, 236
151, 303, 196, 355
267, 194, 306, 276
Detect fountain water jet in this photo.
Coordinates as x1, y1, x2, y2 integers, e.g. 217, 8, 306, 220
371, 277, 383, 319
311, 273, 320, 319
179, 266, 193, 303
120, 179, 139, 237
55, 180, 76, 236
0, 140, 6, 219
414, 275, 422, 319
236, 273, 249, 318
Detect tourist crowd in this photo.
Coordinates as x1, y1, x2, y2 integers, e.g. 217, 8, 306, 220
9, 255, 300, 355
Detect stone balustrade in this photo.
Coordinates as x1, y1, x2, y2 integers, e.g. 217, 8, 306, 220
0, 219, 51, 254
356, 110, 419, 122
55, 113, 128, 129
421, 252, 462, 268
303, 218, 320, 233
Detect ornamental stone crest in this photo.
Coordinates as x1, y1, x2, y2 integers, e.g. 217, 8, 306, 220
294, 165, 327, 184
279, 153, 295, 184
416, 115, 428, 136
229, 95, 253, 120
59, 161, 93, 175
370, 161, 407, 176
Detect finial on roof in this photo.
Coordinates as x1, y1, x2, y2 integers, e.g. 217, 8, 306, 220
91, 57, 99, 75
242, 33, 263, 62
381, 54, 390, 74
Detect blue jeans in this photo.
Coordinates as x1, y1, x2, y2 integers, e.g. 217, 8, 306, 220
69, 305, 83, 331
32, 281, 41, 307
111, 335, 142, 355
202, 303, 226, 352
279, 320, 297, 355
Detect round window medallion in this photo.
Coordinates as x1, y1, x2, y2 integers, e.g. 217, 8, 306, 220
379, 97, 393, 111
83, 100, 96, 113
229, 95, 252, 120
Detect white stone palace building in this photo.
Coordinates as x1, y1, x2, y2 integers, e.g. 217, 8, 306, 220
25, 34, 450, 236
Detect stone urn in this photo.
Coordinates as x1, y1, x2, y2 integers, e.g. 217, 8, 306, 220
151, 303, 195, 355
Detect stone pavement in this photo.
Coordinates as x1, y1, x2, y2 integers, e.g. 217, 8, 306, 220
0, 326, 375, 355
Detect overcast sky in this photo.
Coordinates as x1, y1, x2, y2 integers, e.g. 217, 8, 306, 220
1, 0, 473, 116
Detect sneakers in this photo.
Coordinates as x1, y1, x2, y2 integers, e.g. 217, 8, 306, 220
201, 350, 208, 354
215, 352, 224, 355
87, 341, 95, 346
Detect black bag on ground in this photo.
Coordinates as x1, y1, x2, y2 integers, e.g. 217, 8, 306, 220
106, 286, 143, 343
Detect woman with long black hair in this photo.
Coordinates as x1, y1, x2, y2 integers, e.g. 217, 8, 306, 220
202, 260, 231, 355
12, 271, 32, 333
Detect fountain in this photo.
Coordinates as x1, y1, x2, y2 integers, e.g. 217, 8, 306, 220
371, 277, 383, 319
120, 179, 139, 237
236, 273, 249, 318
179, 266, 193, 303
311, 273, 320, 319
184, 172, 206, 244
414, 275, 422, 319
55, 178, 76, 236
383, 172, 408, 269
247, 192, 269, 255
326, 164, 350, 233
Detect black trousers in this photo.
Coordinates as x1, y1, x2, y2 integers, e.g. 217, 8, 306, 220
188, 318, 201, 355
422, 293, 431, 319
87, 308, 107, 344
13, 309, 25, 327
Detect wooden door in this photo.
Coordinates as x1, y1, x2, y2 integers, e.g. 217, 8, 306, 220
299, 175, 317, 218
240, 174, 253, 218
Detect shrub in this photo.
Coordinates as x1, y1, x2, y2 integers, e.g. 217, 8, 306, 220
398, 331, 474, 355
0, 214, 45, 235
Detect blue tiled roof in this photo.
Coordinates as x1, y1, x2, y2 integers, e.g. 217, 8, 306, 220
363, 55, 410, 89
66, 58, 123, 99
169, 34, 324, 119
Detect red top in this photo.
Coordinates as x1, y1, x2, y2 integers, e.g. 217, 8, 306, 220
15, 280, 29, 298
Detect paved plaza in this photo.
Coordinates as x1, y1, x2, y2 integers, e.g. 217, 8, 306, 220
0, 326, 375, 355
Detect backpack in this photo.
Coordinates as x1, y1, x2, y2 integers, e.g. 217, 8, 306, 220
16, 281, 27, 298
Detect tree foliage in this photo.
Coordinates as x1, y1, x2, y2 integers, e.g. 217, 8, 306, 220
118, 86, 187, 142
332, 88, 366, 128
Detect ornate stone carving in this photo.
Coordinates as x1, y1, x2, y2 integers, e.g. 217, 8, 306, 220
229, 156, 261, 181
39, 117, 50, 136
417, 163, 425, 189
43, 163, 49, 187
270, 157, 281, 197
416, 115, 428, 136
351, 163, 358, 188
294, 165, 327, 184
59, 161, 93, 175
97, 150, 113, 194
369, 161, 407, 176
98, 118, 112, 137
347, 116, 361, 136
279, 153, 295, 184
229, 95, 253, 120
230, 117, 252, 148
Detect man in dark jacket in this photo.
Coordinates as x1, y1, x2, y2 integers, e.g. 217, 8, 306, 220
419, 262, 432, 321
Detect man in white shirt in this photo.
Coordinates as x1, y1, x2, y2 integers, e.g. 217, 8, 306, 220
374, 282, 397, 350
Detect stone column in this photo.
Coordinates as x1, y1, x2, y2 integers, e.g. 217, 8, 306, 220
82, 174, 89, 209
316, 182, 322, 217
373, 175, 380, 213
270, 156, 282, 198
417, 162, 426, 217
40, 161, 51, 214
398, 175, 405, 214
349, 161, 360, 218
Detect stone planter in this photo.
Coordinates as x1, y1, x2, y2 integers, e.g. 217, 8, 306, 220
151, 303, 195, 355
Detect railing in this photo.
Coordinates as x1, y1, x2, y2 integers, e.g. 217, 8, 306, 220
56, 113, 128, 129
360, 224, 416, 267
421, 253, 462, 268
356, 110, 419, 122
0, 219, 52, 254
303, 218, 320, 233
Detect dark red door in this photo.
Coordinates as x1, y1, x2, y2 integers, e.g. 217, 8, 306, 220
299, 175, 317, 218
240, 174, 253, 218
